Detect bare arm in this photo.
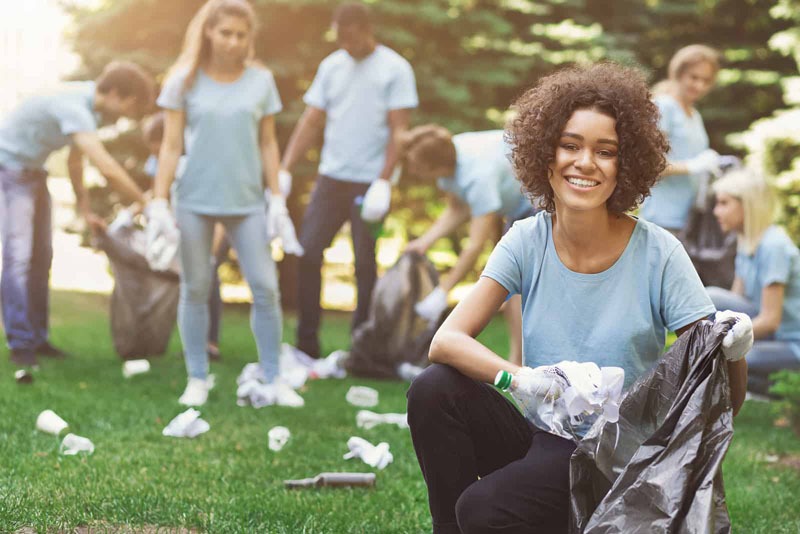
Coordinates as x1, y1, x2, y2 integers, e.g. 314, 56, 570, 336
67, 146, 89, 217
440, 212, 502, 292
407, 194, 471, 253
676, 319, 747, 416
152, 109, 185, 200
281, 106, 326, 172
429, 277, 520, 382
753, 283, 784, 340
259, 114, 281, 192
71, 132, 144, 204
731, 276, 745, 296
660, 160, 691, 177
376, 108, 412, 182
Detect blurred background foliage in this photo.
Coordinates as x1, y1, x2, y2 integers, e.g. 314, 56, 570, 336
58, 0, 800, 302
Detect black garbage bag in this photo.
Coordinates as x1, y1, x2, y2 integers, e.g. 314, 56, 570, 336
570, 320, 734, 534
94, 226, 179, 360
344, 252, 439, 379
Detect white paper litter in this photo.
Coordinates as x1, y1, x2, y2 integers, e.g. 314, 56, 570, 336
162, 408, 210, 438
343, 436, 393, 470
60, 433, 95, 455
356, 410, 408, 430
346, 386, 379, 408
268, 426, 291, 451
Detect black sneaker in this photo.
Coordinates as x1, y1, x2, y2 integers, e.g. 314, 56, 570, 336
10, 348, 38, 367
35, 342, 68, 359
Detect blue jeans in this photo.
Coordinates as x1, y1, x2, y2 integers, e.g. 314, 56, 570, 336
707, 286, 800, 394
207, 236, 230, 345
176, 208, 281, 381
296, 175, 377, 358
1, 167, 52, 351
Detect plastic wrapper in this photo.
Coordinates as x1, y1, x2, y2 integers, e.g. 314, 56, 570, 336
569, 319, 734, 533
345, 253, 439, 379
93, 224, 179, 360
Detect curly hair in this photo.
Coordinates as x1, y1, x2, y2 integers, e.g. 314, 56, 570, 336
506, 62, 669, 213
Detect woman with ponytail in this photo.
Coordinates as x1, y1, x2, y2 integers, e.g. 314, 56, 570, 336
150, 0, 303, 407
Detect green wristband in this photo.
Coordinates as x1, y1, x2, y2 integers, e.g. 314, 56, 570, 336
494, 370, 513, 391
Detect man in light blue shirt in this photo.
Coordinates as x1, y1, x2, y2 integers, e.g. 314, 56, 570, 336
281, 2, 418, 358
0, 61, 153, 367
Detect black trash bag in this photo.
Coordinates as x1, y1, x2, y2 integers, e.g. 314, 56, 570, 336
344, 252, 439, 379
94, 226, 179, 360
570, 319, 734, 534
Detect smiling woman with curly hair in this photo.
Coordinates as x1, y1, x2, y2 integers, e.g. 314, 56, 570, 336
406, 62, 750, 534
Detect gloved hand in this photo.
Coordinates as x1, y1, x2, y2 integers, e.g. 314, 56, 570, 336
510, 365, 567, 401
715, 310, 754, 361
107, 208, 135, 234
414, 287, 448, 323
361, 179, 391, 223
686, 149, 722, 176
266, 193, 304, 257
343, 436, 393, 470
278, 169, 292, 198
144, 199, 180, 271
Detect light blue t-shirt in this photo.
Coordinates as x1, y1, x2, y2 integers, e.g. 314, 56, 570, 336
482, 212, 715, 389
304, 45, 418, 183
737, 226, 800, 342
639, 94, 709, 230
157, 67, 282, 215
0, 82, 98, 171
437, 130, 529, 218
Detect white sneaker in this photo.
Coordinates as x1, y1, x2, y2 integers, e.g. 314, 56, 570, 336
272, 382, 305, 407
179, 377, 210, 406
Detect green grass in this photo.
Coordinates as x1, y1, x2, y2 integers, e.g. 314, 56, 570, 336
1, 290, 800, 533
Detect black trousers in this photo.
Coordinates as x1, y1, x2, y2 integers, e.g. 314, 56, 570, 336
407, 364, 576, 534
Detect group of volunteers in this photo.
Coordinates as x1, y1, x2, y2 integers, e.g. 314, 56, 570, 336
1, 0, 799, 531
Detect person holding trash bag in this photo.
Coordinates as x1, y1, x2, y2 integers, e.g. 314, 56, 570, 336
401, 125, 535, 365
640, 44, 724, 234
280, 2, 418, 359
0, 61, 153, 367
406, 63, 750, 534
706, 169, 800, 395
149, 0, 303, 407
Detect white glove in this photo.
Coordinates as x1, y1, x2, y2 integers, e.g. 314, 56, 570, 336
414, 287, 448, 323
107, 208, 135, 234
510, 366, 567, 401
361, 179, 391, 223
266, 193, 304, 257
343, 436, 393, 470
143, 199, 180, 271
715, 310, 754, 362
278, 169, 292, 198
686, 149, 722, 176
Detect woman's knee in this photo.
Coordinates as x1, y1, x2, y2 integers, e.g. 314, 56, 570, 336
455, 482, 503, 534
407, 364, 470, 420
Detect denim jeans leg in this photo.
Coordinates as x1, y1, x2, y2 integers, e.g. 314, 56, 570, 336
29, 181, 53, 347
349, 188, 377, 331
1, 169, 43, 351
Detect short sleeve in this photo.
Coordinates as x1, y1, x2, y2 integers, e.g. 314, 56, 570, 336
463, 168, 502, 217
660, 244, 716, 331
303, 61, 329, 110
157, 72, 187, 110
387, 60, 419, 110
759, 239, 793, 287
481, 222, 524, 296
260, 70, 283, 116
56, 102, 96, 136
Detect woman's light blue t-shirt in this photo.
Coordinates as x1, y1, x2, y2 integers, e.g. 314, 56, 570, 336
436, 130, 529, 219
639, 94, 709, 230
737, 225, 800, 342
157, 67, 282, 215
0, 82, 98, 171
482, 212, 715, 388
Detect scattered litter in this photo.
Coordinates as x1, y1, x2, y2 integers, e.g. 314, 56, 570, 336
59, 433, 95, 455
14, 369, 33, 384
268, 426, 291, 451
310, 350, 348, 380
346, 386, 379, 408
343, 436, 393, 470
236, 375, 305, 408
285, 472, 376, 489
122, 359, 150, 378
397, 362, 425, 382
356, 410, 408, 430
162, 408, 210, 438
36, 410, 69, 435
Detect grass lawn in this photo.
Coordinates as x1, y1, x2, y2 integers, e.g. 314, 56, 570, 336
1, 290, 800, 533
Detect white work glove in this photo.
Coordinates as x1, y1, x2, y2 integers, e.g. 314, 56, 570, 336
143, 199, 180, 271
510, 365, 568, 401
278, 169, 292, 198
686, 149, 722, 176
343, 436, 393, 470
414, 287, 448, 323
715, 310, 754, 362
107, 208, 135, 234
361, 179, 391, 223
266, 193, 304, 257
